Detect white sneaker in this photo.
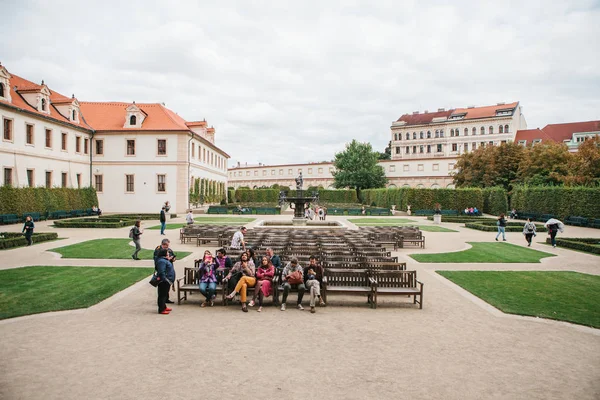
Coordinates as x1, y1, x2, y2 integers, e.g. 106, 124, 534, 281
280, 303, 286, 311
297, 304, 304, 311
248, 300, 255, 307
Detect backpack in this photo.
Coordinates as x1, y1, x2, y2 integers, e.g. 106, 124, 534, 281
129, 228, 134, 239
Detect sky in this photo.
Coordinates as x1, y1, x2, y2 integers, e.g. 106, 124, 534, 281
2, 0, 599, 167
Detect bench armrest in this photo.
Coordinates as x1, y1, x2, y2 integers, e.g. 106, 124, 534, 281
368, 277, 377, 288
416, 280, 424, 290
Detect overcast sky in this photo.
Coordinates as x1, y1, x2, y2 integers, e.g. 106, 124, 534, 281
2, 1, 599, 167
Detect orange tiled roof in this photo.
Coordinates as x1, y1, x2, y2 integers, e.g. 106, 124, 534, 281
396, 102, 519, 126
186, 121, 207, 127
0, 73, 91, 130
79, 102, 190, 131
515, 121, 600, 144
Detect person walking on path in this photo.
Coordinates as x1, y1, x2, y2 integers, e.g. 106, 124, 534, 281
22, 215, 34, 246
249, 256, 275, 312
544, 218, 564, 248
131, 220, 143, 260
304, 255, 325, 314
495, 213, 507, 241
159, 206, 167, 235
155, 248, 175, 314
522, 218, 536, 247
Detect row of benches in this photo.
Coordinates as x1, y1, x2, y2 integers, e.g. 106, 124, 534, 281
565, 216, 600, 229
0, 208, 98, 225
328, 208, 392, 216
207, 206, 281, 215
414, 209, 459, 216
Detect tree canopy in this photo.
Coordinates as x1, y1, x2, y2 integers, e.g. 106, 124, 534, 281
333, 139, 387, 193
453, 137, 600, 190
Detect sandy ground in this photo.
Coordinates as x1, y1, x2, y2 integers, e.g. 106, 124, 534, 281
1, 214, 599, 400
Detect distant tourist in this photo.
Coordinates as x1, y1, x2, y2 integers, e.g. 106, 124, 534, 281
22, 215, 34, 246
468, 207, 474, 216
230, 226, 247, 250
197, 250, 218, 307
159, 206, 167, 235
250, 256, 275, 312
131, 220, 143, 260
318, 207, 325, 220
464, 208, 469, 215
473, 207, 479, 215
544, 218, 564, 248
92, 205, 102, 216
361, 206, 366, 215
154, 248, 175, 314
280, 258, 305, 311
495, 214, 507, 241
323, 206, 327, 220
304, 255, 325, 314
186, 210, 194, 225
434, 203, 442, 215
164, 201, 171, 212
510, 208, 518, 219
522, 218, 536, 247
224, 252, 256, 312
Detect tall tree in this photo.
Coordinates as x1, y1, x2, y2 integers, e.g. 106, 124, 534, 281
517, 141, 571, 186
565, 135, 600, 185
377, 141, 392, 160
332, 139, 387, 194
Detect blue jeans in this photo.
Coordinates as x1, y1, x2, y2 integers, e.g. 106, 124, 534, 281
496, 226, 506, 240
199, 282, 217, 301
160, 221, 166, 234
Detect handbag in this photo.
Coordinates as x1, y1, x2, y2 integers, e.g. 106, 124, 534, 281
149, 274, 159, 287
287, 270, 303, 285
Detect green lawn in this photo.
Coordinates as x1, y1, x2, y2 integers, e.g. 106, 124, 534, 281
0, 266, 154, 319
437, 271, 600, 328
349, 218, 417, 224
353, 223, 457, 232
410, 242, 555, 263
49, 238, 192, 260
147, 223, 187, 230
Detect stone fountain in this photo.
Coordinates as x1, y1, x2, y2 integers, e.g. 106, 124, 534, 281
279, 172, 320, 226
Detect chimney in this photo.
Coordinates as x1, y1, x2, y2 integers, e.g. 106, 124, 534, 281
497, 102, 505, 105
438, 108, 445, 112
237, 161, 240, 167
467, 105, 475, 109
413, 111, 419, 115
424, 110, 429, 113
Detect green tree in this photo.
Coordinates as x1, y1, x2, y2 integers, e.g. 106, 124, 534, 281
377, 141, 391, 160
565, 135, 600, 186
332, 139, 387, 195
517, 142, 571, 186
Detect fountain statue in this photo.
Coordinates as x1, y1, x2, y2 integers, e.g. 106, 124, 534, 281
279, 172, 319, 225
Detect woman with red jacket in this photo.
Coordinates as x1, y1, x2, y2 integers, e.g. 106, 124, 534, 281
249, 256, 275, 312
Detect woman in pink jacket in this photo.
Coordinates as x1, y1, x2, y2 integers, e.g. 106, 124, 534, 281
249, 256, 275, 312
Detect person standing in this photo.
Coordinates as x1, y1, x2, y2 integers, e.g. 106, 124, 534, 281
159, 206, 167, 235
522, 218, 536, 247
304, 255, 325, 314
280, 258, 305, 311
131, 220, 143, 260
155, 248, 175, 314
495, 213, 507, 242
186, 210, 194, 225
154, 238, 176, 303
22, 215, 34, 246
230, 226, 247, 250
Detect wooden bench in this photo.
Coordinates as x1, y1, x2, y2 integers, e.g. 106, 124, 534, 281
371, 270, 423, 309
540, 214, 557, 222
0, 214, 20, 224
176, 266, 226, 305
565, 216, 588, 227
399, 235, 425, 249
48, 210, 68, 219
368, 208, 392, 216
208, 206, 229, 214
322, 269, 376, 308
590, 219, 600, 229
347, 209, 362, 216
22, 212, 47, 222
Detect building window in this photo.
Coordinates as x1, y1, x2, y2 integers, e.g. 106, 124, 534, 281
75, 136, 81, 153
504, 124, 509, 133
412, 146, 416, 153
464, 143, 468, 152
76, 173, 81, 188
157, 174, 166, 192
61, 172, 67, 188
3, 167, 12, 186
390, 165, 396, 172
420, 131, 424, 139
263, 170, 267, 176
472, 127, 477, 135
254, 171, 258, 176
3, 118, 12, 141
394, 133, 398, 140
130, 115, 136, 125
46, 171, 53, 188
84, 138, 88, 154
126, 174, 134, 192
452, 143, 457, 152
318, 168, 323, 174
245, 171, 250, 176
450, 129, 454, 137
23, 123, 34, 145
499, 125, 504, 133
288, 169, 293, 175
94, 174, 103, 192
413, 132, 417, 140
126, 139, 135, 155
489, 141, 494, 146
449, 163, 455, 170
481, 142, 486, 148
440, 130, 444, 137
95, 139, 104, 155
518, 140, 527, 146
427, 145, 431, 153
191, 143, 195, 158
27, 169, 34, 187
405, 146, 409, 154
157, 139, 167, 155
418, 164, 424, 171
308, 168, 313, 174
432, 164, 439, 171
489, 126, 494, 134
398, 134, 401, 141
61, 133, 67, 151
41, 98, 47, 111
464, 128, 468, 136
427, 131, 431, 139
481, 127, 485, 135
472, 142, 477, 150
395, 146, 400, 154
405, 133, 409, 140
271, 169, 275, 175
532, 139, 541, 146
0, 83, 4, 97
72, 110, 77, 121
403, 165, 410, 172
419, 145, 424, 153
45, 129, 52, 148
437, 144, 443, 152
435, 130, 439, 138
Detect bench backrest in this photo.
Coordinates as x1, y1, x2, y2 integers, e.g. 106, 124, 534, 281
372, 270, 417, 288
325, 269, 370, 286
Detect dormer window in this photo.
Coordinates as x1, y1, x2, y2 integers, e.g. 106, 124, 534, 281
124, 103, 146, 128
72, 110, 77, 121
130, 115, 136, 126
0, 83, 4, 98
41, 98, 47, 111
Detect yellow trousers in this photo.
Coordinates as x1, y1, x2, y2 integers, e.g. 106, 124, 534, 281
234, 276, 256, 302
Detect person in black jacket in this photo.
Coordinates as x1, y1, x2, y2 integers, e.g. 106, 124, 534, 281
159, 207, 167, 235
155, 248, 175, 314
22, 215, 35, 246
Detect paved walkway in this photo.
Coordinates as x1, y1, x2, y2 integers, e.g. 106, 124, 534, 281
1, 215, 599, 400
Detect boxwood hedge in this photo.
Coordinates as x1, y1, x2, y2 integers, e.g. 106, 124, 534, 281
547, 238, 600, 255
465, 221, 547, 232
0, 232, 59, 249
54, 218, 134, 228
361, 187, 484, 212
0, 187, 98, 215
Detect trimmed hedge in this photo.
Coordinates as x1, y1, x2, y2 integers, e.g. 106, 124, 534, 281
0, 187, 98, 215
483, 187, 508, 215
234, 189, 279, 203
548, 238, 600, 255
99, 214, 158, 221
427, 216, 492, 223
465, 221, 547, 232
0, 232, 59, 249
54, 218, 134, 228
361, 187, 484, 212
511, 186, 600, 219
